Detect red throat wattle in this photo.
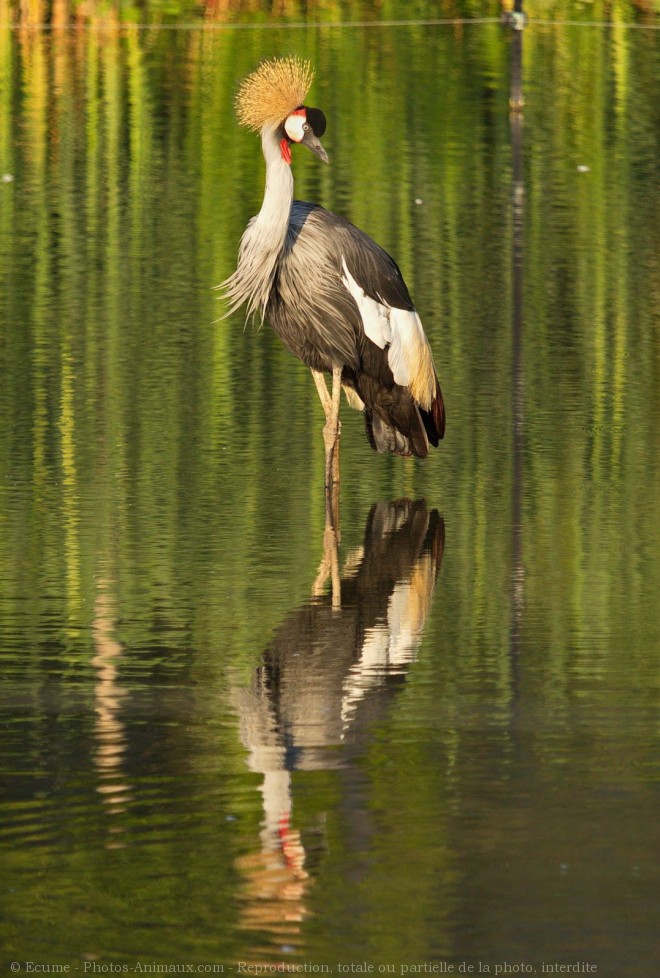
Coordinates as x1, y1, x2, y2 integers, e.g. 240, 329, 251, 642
280, 138, 292, 164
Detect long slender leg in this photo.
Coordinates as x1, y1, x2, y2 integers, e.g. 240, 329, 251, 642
311, 514, 341, 610
309, 368, 342, 608
328, 366, 342, 488
311, 368, 332, 415
310, 366, 342, 493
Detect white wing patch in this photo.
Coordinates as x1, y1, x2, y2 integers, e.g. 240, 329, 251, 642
388, 308, 436, 409
339, 560, 435, 735
341, 259, 391, 348
340, 257, 437, 409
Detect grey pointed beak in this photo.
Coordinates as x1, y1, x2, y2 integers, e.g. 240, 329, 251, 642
305, 133, 329, 164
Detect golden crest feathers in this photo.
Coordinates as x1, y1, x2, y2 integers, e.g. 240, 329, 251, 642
235, 56, 315, 132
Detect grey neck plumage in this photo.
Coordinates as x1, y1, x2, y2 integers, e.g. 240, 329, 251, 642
222, 125, 293, 320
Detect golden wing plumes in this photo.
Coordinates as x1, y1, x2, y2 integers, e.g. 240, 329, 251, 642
235, 56, 315, 132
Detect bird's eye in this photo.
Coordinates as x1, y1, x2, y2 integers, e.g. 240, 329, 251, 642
303, 123, 310, 132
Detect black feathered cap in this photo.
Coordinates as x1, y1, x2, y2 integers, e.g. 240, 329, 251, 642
305, 107, 327, 137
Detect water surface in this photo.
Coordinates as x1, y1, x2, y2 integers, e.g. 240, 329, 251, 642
0, 8, 658, 977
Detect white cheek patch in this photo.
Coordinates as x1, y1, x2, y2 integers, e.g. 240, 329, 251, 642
284, 113, 306, 143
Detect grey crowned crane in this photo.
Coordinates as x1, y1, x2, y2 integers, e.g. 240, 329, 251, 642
222, 58, 445, 491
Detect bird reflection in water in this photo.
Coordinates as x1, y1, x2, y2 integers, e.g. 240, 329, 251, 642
233, 499, 445, 951
92, 576, 132, 844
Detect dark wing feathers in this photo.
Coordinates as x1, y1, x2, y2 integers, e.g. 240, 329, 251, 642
291, 203, 414, 311
268, 202, 443, 457
334, 223, 415, 312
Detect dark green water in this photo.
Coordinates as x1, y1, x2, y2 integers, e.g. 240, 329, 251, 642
1, 9, 658, 977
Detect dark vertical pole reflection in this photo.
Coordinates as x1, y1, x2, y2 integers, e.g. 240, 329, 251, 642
508, 11, 525, 681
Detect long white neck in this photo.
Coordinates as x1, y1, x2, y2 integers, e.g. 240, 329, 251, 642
255, 125, 294, 242
221, 125, 294, 320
